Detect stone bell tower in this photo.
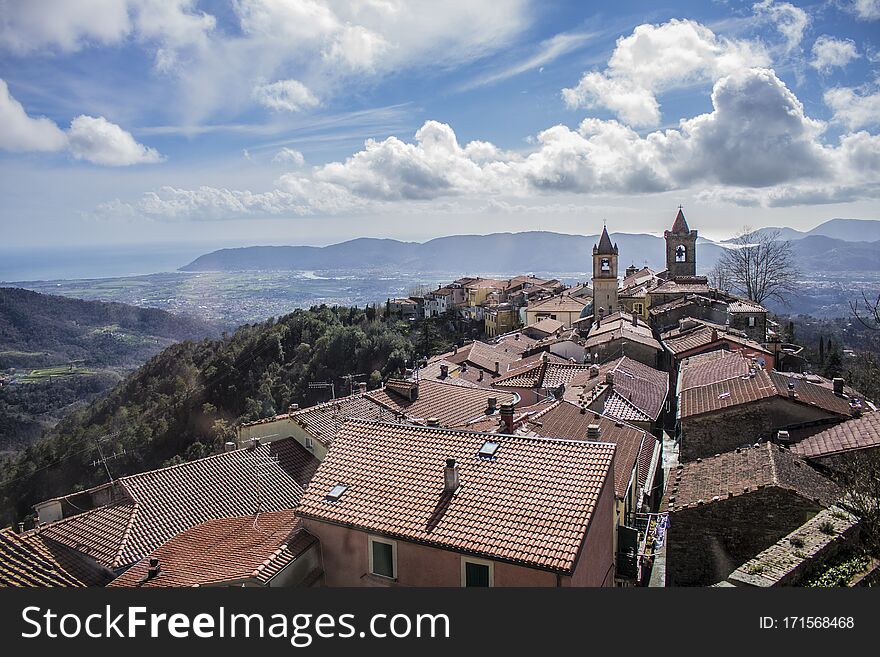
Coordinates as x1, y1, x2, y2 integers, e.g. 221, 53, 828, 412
664, 206, 697, 279
592, 225, 618, 321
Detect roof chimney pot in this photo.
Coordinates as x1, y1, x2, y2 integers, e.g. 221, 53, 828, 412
443, 459, 459, 493
587, 424, 601, 440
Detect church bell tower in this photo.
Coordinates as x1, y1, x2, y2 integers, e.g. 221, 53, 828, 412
664, 206, 697, 279
592, 225, 618, 321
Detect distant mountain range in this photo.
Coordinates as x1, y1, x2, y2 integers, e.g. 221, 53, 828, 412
721, 218, 880, 244
181, 218, 880, 276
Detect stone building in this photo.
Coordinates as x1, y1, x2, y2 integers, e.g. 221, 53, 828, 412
592, 225, 619, 320
664, 443, 841, 586
664, 207, 698, 279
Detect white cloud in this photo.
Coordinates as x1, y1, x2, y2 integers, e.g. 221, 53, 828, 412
322, 24, 390, 73
561, 19, 768, 127
93, 66, 880, 218
848, 0, 880, 20
272, 147, 306, 167
67, 115, 163, 165
0, 0, 214, 57
810, 35, 859, 72
753, 1, 810, 53
253, 79, 320, 112
0, 79, 68, 152
1, 79, 162, 165
824, 87, 880, 130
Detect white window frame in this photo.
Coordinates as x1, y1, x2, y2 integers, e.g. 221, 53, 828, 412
368, 535, 398, 580
460, 556, 494, 587
748, 316, 756, 327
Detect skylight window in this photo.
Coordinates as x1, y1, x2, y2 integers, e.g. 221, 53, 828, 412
718, 391, 731, 400
326, 484, 348, 501
478, 441, 500, 458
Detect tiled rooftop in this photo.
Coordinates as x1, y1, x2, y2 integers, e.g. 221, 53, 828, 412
109, 510, 315, 587
790, 411, 880, 459
31, 438, 319, 569
665, 442, 841, 512
491, 359, 593, 390
527, 294, 590, 314
521, 400, 652, 500
678, 349, 753, 391
291, 393, 386, 444
663, 324, 768, 358
565, 356, 669, 422
296, 419, 616, 574
366, 378, 517, 428
0, 528, 113, 587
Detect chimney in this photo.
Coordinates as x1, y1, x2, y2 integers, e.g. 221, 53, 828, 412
776, 430, 791, 444
494, 361, 500, 374
224, 441, 237, 452
487, 397, 498, 414
478, 370, 484, 382
787, 381, 796, 398
590, 364, 600, 378
587, 424, 601, 440
832, 377, 845, 396
443, 458, 459, 493
139, 557, 161, 584
596, 316, 601, 328
249, 437, 261, 450
711, 328, 719, 342
605, 371, 614, 387
358, 382, 367, 394
500, 402, 515, 433
426, 417, 440, 427
288, 403, 299, 413
541, 351, 549, 363
632, 312, 638, 327
439, 364, 449, 379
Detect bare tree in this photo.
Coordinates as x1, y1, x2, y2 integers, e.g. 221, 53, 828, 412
835, 450, 880, 558
707, 261, 732, 293
714, 227, 799, 304
850, 291, 880, 331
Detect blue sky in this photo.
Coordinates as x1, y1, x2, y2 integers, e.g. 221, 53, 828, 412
1, 0, 878, 249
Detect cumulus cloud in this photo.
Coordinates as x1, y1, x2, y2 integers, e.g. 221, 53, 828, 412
67, 115, 163, 165
810, 35, 859, 72
753, 1, 810, 53
0, 79, 68, 152
253, 79, 320, 112
0, 79, 162, 165
824, 87, 880, 130
848, 0, 880, 20
272, 147, 306, 167
93, 66, 880, 218
561, 19, 768, 127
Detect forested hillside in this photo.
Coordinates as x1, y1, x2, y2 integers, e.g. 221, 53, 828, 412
0, 287, 221, 452
0, 305, 457, 524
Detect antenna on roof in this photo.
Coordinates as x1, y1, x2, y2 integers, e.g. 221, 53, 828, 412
341, 373, 367, 396
251, 444, 280, 531
91, 435, 126, 483
308, 381, 336, 400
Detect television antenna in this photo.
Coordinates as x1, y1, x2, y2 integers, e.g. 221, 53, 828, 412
308, 381, 336, 399
341, 373, 367, 396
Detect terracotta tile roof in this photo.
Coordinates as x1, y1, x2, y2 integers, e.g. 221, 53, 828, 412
521, 401, 647, 500
34, 502, 136, 569
767, 371, 856, 417
526, 318, 565, 335
31, 438, 319, 570
0, 528, 113, 587
566, 356, 669, 422
727, 300, 767, 313
446, 340, 520, 374
651, 279, 711, 295
492, 332, 538, 355
292, 393, 386, 444
665, 443, 841, 512
790, 412, 880, 459
636, 433, 661, 502
527, 295, 590, 314
491, 359, 593, 390
109, 510, 315, 587
679, 368, 777, 418
678, 350, 753, 391
366, 378, 516, 428
459, 399, 558, 433
296, 419, 615, 574
663, 324, 769, 358
773, 371, 865, 401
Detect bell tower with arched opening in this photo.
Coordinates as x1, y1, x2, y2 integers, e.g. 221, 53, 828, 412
664, 206, 697, 279
592, 224, 618, 321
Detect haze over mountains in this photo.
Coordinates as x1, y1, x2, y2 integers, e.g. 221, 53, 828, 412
182, 218, 880, 276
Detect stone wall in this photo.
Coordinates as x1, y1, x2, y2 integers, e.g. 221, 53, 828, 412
666, 487, 823, 586
680, 397, 837, 462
